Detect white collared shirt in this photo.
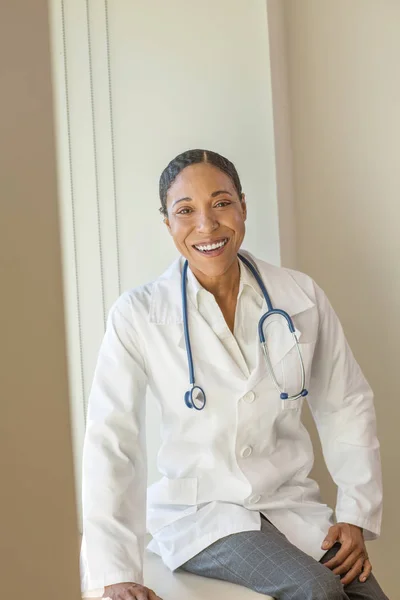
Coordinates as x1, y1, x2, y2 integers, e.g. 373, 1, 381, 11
186, 259, 264, 377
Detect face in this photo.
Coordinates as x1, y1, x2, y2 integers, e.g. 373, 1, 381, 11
164, 163, 247, 278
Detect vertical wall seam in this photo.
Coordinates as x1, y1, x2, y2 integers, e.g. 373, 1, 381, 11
105, 0, 122, 297
61, 0, 87, 427
86, 0, 107, 333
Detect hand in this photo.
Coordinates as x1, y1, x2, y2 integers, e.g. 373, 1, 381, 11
321, 522, 372, 586
103, 582, 163, 600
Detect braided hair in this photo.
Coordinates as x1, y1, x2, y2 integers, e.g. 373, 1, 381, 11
159, 149, 243, 217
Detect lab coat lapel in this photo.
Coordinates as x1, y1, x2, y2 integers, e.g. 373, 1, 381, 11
149, 257, 247, 381
177, 301, 247, 380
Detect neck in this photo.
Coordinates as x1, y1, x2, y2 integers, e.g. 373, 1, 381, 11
190, 258, 240, 302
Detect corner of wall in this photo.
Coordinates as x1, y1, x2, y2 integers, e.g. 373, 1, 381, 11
265, 0, 297, 269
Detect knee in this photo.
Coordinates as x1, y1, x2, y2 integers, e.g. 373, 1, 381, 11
304, 569, 344, 600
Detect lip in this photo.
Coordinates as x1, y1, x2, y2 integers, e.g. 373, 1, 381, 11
191, 236, 229, 247
191, 237, 230, 258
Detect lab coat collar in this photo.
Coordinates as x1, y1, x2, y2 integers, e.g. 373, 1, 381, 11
149, 252, 315, 379
149, 251, 314, 325
149, 255, 246, 380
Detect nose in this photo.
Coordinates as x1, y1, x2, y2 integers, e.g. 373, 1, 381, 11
196, 208, 219, 234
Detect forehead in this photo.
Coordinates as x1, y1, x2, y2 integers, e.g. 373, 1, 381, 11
167, 163, 236, 200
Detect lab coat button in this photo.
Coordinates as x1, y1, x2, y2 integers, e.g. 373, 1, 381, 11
249, 494, 261, 504
243, 391, 255, 403
240, 446, 253, 458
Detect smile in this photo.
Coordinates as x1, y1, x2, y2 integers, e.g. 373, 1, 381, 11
193, 238, 229, 253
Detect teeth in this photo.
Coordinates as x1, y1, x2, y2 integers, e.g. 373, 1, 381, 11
195, 239, 228, 252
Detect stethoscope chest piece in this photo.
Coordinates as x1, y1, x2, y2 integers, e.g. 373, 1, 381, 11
185, 386, 206, 410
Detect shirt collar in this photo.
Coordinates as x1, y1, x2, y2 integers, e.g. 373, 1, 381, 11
238, 257, 264, 300
186, 266, 203, 308
187, 257, 264, 308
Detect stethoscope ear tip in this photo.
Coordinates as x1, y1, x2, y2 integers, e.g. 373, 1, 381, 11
280, 389, 309, 401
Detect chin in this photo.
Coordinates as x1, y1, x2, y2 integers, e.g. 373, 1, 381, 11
191, 252, 238, 277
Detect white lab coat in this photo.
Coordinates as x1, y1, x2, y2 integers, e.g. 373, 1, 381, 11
80, 252, 382, 594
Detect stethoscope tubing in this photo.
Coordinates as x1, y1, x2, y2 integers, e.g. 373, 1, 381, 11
181, 253, 308, 409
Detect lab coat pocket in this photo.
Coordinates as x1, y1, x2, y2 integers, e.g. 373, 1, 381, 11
264, 317, 299, 367
147, 476, 198, 535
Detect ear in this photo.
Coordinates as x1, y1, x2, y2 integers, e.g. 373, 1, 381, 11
241, 193, 247, 221
163, 216, 173, 235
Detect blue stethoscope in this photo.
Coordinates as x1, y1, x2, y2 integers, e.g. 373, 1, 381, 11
182, 253, 309, 410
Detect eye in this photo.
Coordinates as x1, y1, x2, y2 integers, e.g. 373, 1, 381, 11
176, 207, 193, 215
214, 200, 231, 208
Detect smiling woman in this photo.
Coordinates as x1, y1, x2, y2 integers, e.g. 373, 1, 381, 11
160, 149, 246, 279
159, 150, 248, 333
80, 147, 387, 600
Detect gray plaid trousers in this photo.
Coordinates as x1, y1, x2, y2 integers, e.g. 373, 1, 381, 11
180, 515, 388, 599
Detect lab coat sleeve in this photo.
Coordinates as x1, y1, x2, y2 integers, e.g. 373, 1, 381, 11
307, 283, 383, 540
80, 292, 148, 593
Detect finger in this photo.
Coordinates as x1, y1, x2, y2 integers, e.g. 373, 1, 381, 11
321, 525, 340, 551
359, 558, 372, 583
333, 549, 363, 576
127, 588, 143, 600
324, 542, 353, 570
148, 589, 163, 600
133, 591, 150, 600
120, 589, 142, 600
340, 557, 364, 587
103, 586, 137, 599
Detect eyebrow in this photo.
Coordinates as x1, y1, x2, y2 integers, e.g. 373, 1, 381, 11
211, 190, 233, 198
171, 190, 233, 208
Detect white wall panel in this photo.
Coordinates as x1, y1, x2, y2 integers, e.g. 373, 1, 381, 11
50, 0, 281, 529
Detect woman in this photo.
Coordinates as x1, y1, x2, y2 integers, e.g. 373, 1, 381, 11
81, 150, 387, 600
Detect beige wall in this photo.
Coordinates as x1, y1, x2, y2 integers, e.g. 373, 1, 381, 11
283, 0, 400, 595
0, 1, 81, 598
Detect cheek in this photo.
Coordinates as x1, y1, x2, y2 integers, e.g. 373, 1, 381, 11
231, 212, 246, 235
169, 220, 191, 244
